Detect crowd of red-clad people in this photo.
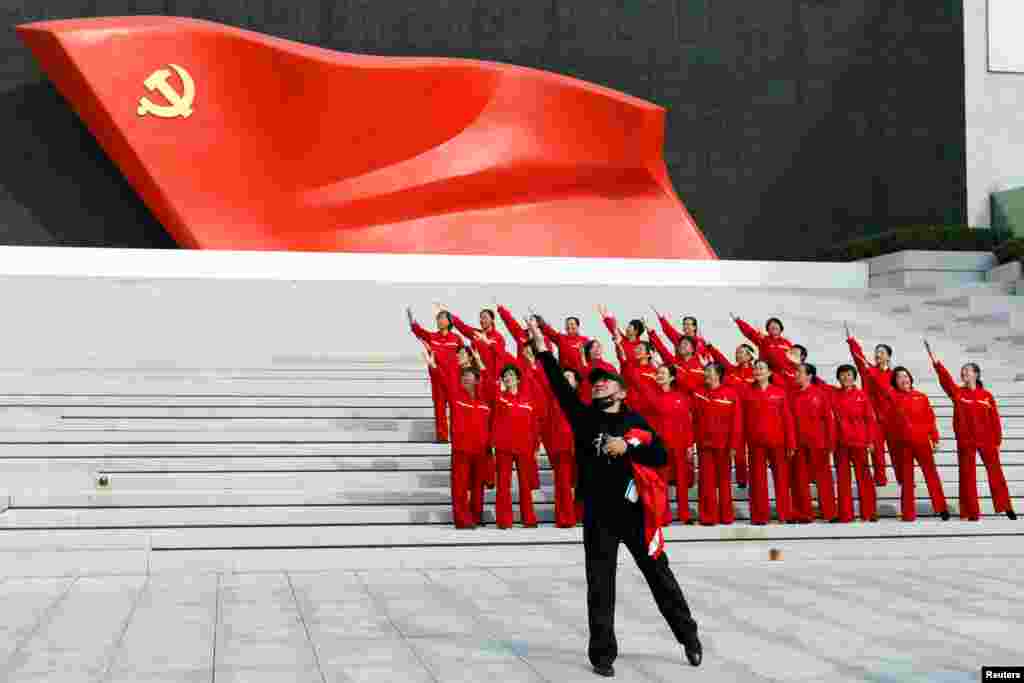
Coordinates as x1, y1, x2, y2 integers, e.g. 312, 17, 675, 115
408, 302, 1017, 529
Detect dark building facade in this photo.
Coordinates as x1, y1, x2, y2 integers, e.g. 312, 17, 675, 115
0, 1, 966, 259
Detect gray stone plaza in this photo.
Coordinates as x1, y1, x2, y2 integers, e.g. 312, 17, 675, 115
3, 542, 1020, 682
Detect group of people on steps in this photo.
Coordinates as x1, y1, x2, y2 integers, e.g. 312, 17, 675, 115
408, 302, 1017, 529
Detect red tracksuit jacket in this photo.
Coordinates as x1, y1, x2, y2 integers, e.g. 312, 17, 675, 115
791, 383, 835, 450
436, 369, 494, 454
848, 337, 894, 436
497, 305, 554, 357
631, 455, 672, 560
736, 318, 793, 372
450, 313, 506, 366
621, 357, 660, 425
706, 344, 755, 391
627, 373, 695, 455
539, 319, 590, 376
865, 373, 939, 447
832, 386, 878, 448
649, 329, 707, 395
602, 315, 644, 361
657, 315, 708, 355
692, 384, 744, 451
934, 361, 1002, 448
742, 382, 795, 450
411, 323, 464, 372
491, 385, 540, 457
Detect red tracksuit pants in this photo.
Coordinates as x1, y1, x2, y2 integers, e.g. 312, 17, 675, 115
698, 447, 734, 525
451, 450, 489, 528
871, 433, 889, 486
496, 451, 538, 528
734, 447, 749, 487
957, 445, 1012, 519
667, 446, 692, 522
895, 441, 948, 520
429, 369, 451, 442
748, 445, 791, 523
791, 447, 836, 521
835, 446, 877, 521
883, 428, 902, 486
549, 449, 578, 527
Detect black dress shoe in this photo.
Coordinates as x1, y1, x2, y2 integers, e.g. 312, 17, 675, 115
939, 510, 951, 521
1008, 509, 1018, 520
683, 638, 703, 667
592, 664, 615, 677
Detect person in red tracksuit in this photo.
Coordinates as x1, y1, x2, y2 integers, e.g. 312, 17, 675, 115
652, 307, 708, 355
496, 304, 555, 358
705, 343, 756, 389
616, 337, 659, 422
598, 305, 646, 361
742, 360, 795, 524
925, 341, 1017, 521
732, 313, 794, 373
846, 326, 895, 487
495, 308, 580, 526
579, 339, 619, 405
865, 365, 950, 522
490, 360, 541, 529
424, 350, 494, 528
538, 313, 591, 378
832, 364, 880, 523
790, 363, 838, 523
648, 327, 707, 395
691, 362, 743, 525
624, 361, 697, 523
447, 306, 506, 369
705, 342, 756, 488
547, 363, 582, 527
630, 368, 696, 524
408, 306, 465, 443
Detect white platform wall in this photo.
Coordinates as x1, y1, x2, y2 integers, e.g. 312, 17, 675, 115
0, 246, 867, 368
0, 246, 867, 288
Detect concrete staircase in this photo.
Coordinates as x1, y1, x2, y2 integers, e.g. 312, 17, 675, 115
1, 274, 1023, 577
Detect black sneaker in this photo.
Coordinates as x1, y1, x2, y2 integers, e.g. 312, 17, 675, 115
592, 664, 615, 677
1008, 510, 1018, 520
682, 637, 703, 667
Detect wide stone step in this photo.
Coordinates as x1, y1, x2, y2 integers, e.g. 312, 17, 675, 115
1, 500, 1015, 529
7, 529, 1019, 577
0, 519, 1018, 556
0, 429, 437, 443
17, 406, 437, 419
0, 395, 434, 408
10, 480, 1020, 508
3, 454, 1022, 474
0, 442, 451, 457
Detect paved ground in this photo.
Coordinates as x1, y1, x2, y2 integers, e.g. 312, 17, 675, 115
1, 552, 1020, 682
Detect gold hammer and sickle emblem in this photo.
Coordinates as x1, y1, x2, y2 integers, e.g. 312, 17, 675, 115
137, 64, 195, 119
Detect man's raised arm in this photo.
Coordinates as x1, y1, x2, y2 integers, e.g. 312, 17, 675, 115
529, 317, 584, 427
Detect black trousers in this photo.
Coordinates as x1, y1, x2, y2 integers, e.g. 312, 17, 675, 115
583, 497, 699, 669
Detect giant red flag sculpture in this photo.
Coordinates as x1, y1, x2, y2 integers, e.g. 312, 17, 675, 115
18, 16, 715, 259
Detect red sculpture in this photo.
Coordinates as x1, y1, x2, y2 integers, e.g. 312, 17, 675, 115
18, 16, 715, 259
